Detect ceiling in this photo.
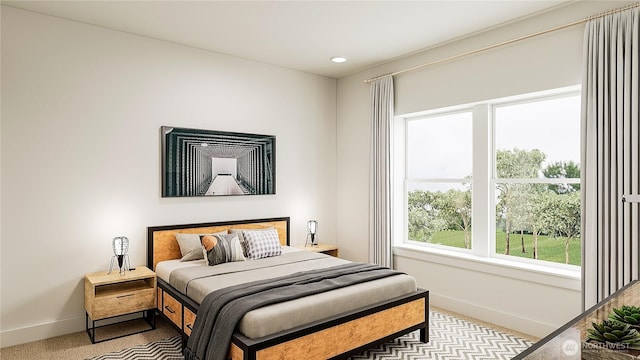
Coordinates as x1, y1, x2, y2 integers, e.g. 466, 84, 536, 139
2, 0, 574, 78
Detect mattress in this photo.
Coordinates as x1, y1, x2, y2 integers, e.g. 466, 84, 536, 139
156, 247, 417, 339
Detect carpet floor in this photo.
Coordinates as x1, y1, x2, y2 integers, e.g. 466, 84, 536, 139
83, 309, 534, 360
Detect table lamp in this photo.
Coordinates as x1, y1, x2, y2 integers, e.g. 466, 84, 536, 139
108, 236, 130, 275
307, 220, 318, 247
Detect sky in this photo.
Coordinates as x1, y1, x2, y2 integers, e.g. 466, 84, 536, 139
407, 92, 581, 185
495, 94, 581, 169
407, 111, 472, 179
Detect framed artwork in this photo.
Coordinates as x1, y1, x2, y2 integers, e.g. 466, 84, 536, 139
161, 126, 275, 197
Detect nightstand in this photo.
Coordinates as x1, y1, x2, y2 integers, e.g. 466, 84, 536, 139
294, 244, 339, 257
84, 266, 157, 343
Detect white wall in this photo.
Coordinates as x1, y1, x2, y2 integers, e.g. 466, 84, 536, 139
0, 6, 336, 346
336, 0, 636, 338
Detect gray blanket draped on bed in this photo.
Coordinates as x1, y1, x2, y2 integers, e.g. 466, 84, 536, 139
184, 262, 402, 360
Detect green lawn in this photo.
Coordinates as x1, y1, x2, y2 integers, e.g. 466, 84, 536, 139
423, 230, 581, 266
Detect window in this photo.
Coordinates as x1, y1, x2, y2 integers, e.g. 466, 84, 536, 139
493, 94, 581, 266
405, 110, 472, 250
398, 87, 581, 270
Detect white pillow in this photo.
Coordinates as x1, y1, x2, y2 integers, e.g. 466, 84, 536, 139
175, 231, 226, 261
242, 229, 282, 260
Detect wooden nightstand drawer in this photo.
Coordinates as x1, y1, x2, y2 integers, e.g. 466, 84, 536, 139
184, 307, 196, 336
163, 291, 183, 327
93, 280, 155, 319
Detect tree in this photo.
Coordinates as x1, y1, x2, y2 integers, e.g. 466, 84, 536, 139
528, 189, 548, 260
508, 184, 529, 253
436, 188, 472, 248
407, 190, 447, 242
495, 148, 546, 255
408, 187, 471, 247
509, 183, 546, 255
543, 161, 581, 194
538, 191, 581, 264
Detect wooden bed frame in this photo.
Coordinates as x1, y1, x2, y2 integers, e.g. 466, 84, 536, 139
147, 216, 429, 360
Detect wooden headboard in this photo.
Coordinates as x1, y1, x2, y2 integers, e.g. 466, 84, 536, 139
147, 217, 290, 271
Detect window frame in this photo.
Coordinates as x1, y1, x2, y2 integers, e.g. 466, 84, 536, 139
404, 108, 474, 251
395, 85, 582, 275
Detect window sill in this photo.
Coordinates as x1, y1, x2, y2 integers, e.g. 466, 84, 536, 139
393, 243, 581, 291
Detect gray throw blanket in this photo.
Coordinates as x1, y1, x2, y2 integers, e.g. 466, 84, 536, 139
184, 262, 402, 360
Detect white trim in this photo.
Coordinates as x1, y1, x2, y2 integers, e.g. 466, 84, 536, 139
406, 178, 472, 183
429, 292, 557, 338
401, 104, 475, 120
0, 313, 145, 347
494, 178, 581, 184
491, 86, 582, 108
0, 316, 84, 347
394, 244, 581, 290
472, 104, 490, 258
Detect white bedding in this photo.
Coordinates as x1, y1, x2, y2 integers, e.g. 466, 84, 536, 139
156, 247, 418, 339
156, 258, 206, 282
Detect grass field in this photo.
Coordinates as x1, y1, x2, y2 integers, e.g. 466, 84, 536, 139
422, 230, 581, 266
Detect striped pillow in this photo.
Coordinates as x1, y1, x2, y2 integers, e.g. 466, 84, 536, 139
200, 234, 245, 266
243, 229, 282, 260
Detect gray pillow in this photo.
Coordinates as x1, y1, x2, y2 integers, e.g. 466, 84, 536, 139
175, 231, 226, 261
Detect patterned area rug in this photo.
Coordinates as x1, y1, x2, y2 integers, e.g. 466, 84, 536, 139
350, 311, 533, 360
88, 310, 533, 360
88, 336, 183, 360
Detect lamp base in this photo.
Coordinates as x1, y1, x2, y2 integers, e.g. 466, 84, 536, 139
305, 234, 319, 247
108, 255, 131, 275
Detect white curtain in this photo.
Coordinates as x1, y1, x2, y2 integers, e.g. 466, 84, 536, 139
369, 75, 394, 267
582, 6, 639, 309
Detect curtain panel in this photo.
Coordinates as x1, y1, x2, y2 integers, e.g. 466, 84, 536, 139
582, 7, 639, 309
369, 75, 394, 268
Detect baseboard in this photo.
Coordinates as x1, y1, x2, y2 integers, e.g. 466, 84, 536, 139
0, 316, 85, 348
0, 313, 142, 348
430, 293, 555, 339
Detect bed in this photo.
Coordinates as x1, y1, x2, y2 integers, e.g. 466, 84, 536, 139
147, 217, 429, 360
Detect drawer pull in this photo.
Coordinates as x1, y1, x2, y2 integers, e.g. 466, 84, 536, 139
116, 294, 135, 298
186, 324, 193, 331
165, 306, 176, 314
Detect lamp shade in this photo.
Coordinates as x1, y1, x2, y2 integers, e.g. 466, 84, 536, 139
112, 236, 129, 256
307, 220, 317, 235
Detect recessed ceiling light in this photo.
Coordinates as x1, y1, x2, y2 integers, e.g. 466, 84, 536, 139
331, 56, 347, 63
